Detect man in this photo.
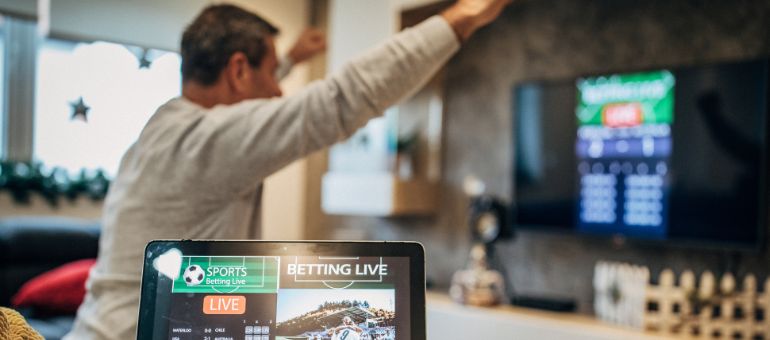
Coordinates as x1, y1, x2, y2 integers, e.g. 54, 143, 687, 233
327, 316, 363, 340
65, 0, 511, 339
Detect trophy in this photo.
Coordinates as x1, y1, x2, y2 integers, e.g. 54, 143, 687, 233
449, 177, 512, 307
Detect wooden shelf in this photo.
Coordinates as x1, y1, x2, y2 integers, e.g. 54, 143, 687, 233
426, 292, 669, 339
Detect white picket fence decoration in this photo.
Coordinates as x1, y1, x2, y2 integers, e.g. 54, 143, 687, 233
594, 261, 770, 339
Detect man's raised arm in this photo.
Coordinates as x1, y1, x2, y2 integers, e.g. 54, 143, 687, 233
182, 0, 511, 199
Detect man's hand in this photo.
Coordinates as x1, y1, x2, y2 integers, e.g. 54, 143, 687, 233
288, 28, 327, 64
441, 0, 513, 42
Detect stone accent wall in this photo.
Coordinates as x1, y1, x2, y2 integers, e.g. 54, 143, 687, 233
325, 0, 770, 313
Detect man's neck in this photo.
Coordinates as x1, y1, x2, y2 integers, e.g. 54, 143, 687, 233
182, 81, 235, 108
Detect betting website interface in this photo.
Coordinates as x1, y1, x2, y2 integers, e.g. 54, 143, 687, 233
575, 70, 675, 239
150, 252, 409, 340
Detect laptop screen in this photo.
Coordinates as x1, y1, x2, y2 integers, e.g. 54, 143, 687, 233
139, 241, 423, 340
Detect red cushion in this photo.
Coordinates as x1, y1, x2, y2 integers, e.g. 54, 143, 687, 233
12, 258, 96, 314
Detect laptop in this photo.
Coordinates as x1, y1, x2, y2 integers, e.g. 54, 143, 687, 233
137, 240, 425, 340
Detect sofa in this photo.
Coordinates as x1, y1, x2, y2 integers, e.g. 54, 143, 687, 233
0, 216, 100, 340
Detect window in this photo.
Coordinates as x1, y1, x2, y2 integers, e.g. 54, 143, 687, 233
34, 39, 181, 177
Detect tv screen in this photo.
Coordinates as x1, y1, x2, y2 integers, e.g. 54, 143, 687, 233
513, 59, 768, 250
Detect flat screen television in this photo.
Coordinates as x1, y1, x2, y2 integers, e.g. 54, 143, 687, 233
512, 59, 769, 250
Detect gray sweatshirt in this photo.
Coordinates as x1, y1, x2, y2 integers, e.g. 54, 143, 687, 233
65, 15, 459, 340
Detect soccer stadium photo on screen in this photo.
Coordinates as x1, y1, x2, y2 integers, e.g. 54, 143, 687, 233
275, 289, 396, 340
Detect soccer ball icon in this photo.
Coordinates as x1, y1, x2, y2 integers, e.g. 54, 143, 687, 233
183, 265, 205, 286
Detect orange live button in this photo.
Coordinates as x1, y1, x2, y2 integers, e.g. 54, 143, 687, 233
203, 295, 246, 314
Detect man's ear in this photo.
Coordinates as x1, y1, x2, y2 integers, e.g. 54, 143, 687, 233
224, 52, 251, 94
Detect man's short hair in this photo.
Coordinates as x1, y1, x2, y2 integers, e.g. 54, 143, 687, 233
181, 4, 279, 85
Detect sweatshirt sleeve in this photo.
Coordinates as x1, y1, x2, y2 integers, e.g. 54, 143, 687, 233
179, 16, 460, 199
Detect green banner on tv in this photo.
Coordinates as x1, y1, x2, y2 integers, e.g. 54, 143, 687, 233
172, 256, 279, 294
576, 70, 675, 127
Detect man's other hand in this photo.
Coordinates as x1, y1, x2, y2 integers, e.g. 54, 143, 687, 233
289, 28, 327, 64
442, 0, 513, 42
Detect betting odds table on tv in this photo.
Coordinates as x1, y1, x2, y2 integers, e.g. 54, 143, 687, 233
575, 71, 674, 238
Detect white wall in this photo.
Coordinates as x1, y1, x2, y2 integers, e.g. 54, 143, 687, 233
328, 0, 395, 72
226, 0, 312, 241
328, 0, 443, 71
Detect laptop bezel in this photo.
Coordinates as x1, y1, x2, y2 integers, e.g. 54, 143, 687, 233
137, 240, 426, 340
